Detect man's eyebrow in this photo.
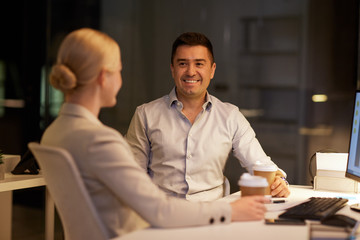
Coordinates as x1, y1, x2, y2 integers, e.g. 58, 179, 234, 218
176, 58, 206, 62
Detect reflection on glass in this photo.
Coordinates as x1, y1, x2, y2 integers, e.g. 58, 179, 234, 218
40, 66, 63, 129
0, 60, 4, 117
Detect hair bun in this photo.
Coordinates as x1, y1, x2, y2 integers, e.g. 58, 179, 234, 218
50, 64, 77, 92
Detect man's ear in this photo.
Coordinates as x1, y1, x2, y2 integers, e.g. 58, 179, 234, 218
210, 62, 216, 79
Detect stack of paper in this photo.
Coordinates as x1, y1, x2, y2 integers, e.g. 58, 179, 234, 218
313, 153, 360, 193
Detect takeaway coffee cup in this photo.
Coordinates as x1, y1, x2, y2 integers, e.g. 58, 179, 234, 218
253, 163, 277, 195
238, 173, 268, 196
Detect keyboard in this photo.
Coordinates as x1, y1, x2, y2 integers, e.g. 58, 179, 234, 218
279, 197, 348, 220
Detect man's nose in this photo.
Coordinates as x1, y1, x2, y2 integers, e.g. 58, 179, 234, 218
186, 64, 196, 76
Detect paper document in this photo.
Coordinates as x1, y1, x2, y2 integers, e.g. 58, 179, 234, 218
316, 153, 348, 172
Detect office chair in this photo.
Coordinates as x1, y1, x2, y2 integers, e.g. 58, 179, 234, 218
28, 142, 109, 240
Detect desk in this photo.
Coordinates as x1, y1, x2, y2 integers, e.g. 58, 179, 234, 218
116, 185, 360, 240
0, 155, 55, 240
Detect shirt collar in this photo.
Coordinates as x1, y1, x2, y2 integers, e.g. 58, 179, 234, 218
168, 87, 178, 107
167, 87, 213, 111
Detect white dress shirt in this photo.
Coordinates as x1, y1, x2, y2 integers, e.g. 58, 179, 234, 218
41, 103, 231, 238
126, 88, 282, 201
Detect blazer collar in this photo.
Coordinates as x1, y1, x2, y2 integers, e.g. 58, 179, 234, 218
59, 103, 102, 126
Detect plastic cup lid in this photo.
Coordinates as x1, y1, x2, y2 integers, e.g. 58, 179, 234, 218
253, 163, 277, 172
238, 173, 268, 187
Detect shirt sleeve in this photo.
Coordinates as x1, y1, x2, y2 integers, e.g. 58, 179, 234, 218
231, 109, 286, 175
88, 129, 232, 228
125, 106, 150, 172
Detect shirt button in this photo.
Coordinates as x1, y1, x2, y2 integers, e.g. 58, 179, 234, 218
209, 218, 214, 224
187, 154, 192, 159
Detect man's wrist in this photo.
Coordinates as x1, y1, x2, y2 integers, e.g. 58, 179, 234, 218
280, 177, 289, 186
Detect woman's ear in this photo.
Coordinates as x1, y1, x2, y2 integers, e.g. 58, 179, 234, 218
96, 69, 106, 87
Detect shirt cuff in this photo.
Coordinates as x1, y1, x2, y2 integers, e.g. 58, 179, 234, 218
277, 168, 287, 178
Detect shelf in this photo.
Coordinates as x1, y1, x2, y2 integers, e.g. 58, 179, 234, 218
239, 50, 299, 56
239, 16, 301, 53
250, 118, 299, 125
237, 89, 299, 122
238, 84, 299, 90
235, 12, 305, 185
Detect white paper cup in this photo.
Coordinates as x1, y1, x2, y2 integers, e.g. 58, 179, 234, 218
253, 164, 277, 195
238, 173, 268, 196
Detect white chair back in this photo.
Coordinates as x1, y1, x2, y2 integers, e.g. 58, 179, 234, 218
223, 176, 230, 196
28, 142, 108, 240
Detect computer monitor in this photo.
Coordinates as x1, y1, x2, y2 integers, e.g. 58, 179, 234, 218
345, 90, 360, 211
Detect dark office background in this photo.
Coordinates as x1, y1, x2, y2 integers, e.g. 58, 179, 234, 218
0, 0, 359, 239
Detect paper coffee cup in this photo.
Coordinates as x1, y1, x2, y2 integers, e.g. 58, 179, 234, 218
238, 173, 268, 196
253, 163, 277, 195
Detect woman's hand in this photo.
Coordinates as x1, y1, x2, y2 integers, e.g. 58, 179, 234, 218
230, 196, 270, 221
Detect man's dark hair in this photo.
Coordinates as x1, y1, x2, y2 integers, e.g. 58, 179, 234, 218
171, 32, 214, 64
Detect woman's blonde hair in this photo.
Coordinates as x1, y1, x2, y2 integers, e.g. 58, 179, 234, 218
50, 28, 119, 93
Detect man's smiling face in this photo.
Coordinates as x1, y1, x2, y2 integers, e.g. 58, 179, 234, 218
171, 45, 216, 101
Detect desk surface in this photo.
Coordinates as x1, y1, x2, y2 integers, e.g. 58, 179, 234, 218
0, 173, 45, 192
0, 154, 45, 192
116, 186, 360, 240
0, 155, 50, 240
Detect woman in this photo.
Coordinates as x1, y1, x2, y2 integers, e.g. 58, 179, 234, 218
41, 28, 269, 238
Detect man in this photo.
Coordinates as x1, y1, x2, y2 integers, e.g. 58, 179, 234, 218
126, 32, 290, 201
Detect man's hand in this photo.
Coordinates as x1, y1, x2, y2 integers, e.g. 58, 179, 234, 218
230, 196, 270, 221
270, 176, 290, 197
